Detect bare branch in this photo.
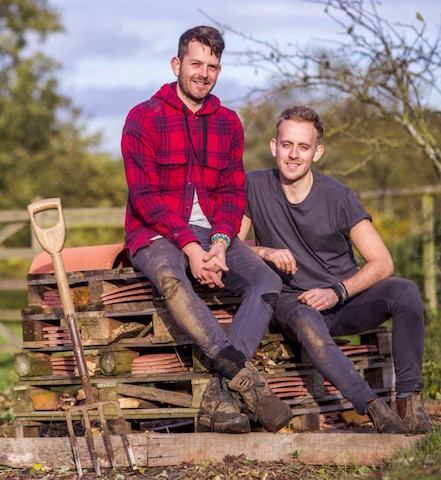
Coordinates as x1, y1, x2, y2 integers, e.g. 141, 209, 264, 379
214, 0, 441, 177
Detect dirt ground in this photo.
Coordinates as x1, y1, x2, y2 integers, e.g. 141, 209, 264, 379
1, 403, 440, 480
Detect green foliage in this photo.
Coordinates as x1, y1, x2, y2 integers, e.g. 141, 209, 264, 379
423, 319, 441, 400
241, 101, 280, 172
0, 353, 16, 397
387, 236, 424, 290
0, 259, 31, 280
423, 360, 441, 400
0, 391, 13, 425
0, 0, 127, 210
0, 289, 28, 309
65, 227, 125, 247
320, 102, 440, 191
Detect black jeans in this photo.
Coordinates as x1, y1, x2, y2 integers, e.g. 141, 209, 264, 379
131, 226, 283, 361
272, 277, 425, 414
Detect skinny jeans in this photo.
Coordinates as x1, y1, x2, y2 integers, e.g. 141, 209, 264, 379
272, 277, 425, 414
131, 226, 283, 361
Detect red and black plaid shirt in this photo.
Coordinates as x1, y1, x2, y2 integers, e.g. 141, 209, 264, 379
122, 82, 246, 255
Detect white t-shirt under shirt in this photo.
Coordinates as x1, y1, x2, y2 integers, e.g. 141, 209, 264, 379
151, 190, 211, 241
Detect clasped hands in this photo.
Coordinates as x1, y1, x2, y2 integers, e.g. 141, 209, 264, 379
183, 241, 228, 289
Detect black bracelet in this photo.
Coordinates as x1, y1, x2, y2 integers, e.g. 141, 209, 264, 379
331, 283, 346, 305
339, 282, 349, 301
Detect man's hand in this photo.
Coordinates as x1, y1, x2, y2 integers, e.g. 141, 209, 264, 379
203, 242, 229, 272
298, 288, 338, 311
182, 242, 225, 288
200, 242, 229, 288
258, 247, 297, 275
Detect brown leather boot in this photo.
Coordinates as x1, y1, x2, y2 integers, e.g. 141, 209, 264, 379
367, 398, 408, 433
228, 361, 292, 433
397, 392, 433, 434
197, 377, 250, 433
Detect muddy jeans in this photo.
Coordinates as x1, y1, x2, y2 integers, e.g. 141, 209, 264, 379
131, 226, 283, 361
272, 277, 425, 414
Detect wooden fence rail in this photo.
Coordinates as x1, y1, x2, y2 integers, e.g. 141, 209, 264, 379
0, 206, 125, 260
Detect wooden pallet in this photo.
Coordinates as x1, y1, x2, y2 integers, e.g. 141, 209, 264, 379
15, 260, 397, 437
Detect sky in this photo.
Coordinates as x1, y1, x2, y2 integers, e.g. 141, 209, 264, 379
36, 0, 441, 157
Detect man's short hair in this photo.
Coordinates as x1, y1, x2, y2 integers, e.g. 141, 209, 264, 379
276, 106, 325, 143
178, 25, 225, 61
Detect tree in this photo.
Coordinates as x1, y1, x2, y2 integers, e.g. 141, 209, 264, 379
0, 0, 127, 209
220, 0, 441, 179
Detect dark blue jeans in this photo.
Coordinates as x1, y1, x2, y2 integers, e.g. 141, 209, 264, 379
131, 226, 283, 361
272, 277, 425, 414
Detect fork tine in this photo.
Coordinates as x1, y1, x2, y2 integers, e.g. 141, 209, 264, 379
112, 401, 137, 470
97, 404, 117, 470
66, 410, 83, 478
82, 405, 101, 476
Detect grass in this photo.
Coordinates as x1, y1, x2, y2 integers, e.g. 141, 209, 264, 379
377, 427, 441, 480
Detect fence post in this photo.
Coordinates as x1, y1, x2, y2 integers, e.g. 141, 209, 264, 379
421, 193, 437, 315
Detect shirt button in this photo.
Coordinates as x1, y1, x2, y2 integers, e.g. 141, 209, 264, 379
188, 182, 192, 186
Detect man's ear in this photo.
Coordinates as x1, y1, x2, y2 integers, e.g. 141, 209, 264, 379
270, 138, 277, 157
170, 56, 180, 77
313, 144, 324, 163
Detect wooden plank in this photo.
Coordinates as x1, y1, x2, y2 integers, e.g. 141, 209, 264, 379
146, 432, 423, 467
13, 407, 198, 422
0, 432, 423, 469
117, 383, 193, 408
0, 309, 22, 321
0, 250, 33, 261
0, 433, 147, 469
0, 278, 27, 289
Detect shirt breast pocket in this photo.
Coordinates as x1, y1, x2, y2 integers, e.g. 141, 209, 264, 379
157, 155, 187, 192
203, 156, 229, 191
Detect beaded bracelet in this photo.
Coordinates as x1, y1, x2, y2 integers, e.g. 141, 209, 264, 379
210, 233, 231, 249
211, 237, 229, 250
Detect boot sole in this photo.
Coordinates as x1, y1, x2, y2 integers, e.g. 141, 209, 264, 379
197, 415, 250, 434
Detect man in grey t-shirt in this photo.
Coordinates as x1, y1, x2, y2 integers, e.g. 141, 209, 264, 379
239, 105, 432, 434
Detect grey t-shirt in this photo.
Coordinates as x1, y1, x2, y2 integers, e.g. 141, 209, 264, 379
245, 169, 371, 292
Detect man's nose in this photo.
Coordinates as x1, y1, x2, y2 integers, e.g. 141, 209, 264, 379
289, 145, 299, 157
198, 65, 208, 77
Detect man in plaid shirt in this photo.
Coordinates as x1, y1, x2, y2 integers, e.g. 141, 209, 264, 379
122, 26, 292, 434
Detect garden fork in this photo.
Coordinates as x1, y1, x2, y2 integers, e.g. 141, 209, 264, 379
28, 197, 136, 477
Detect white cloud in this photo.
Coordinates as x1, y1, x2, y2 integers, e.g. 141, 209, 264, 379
39, 0, 441, 156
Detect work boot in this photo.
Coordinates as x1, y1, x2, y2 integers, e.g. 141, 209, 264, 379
397, 392, 433, 434
228, 361, 292, 433
197, 377, 250, 433
367, 398, 408, 433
